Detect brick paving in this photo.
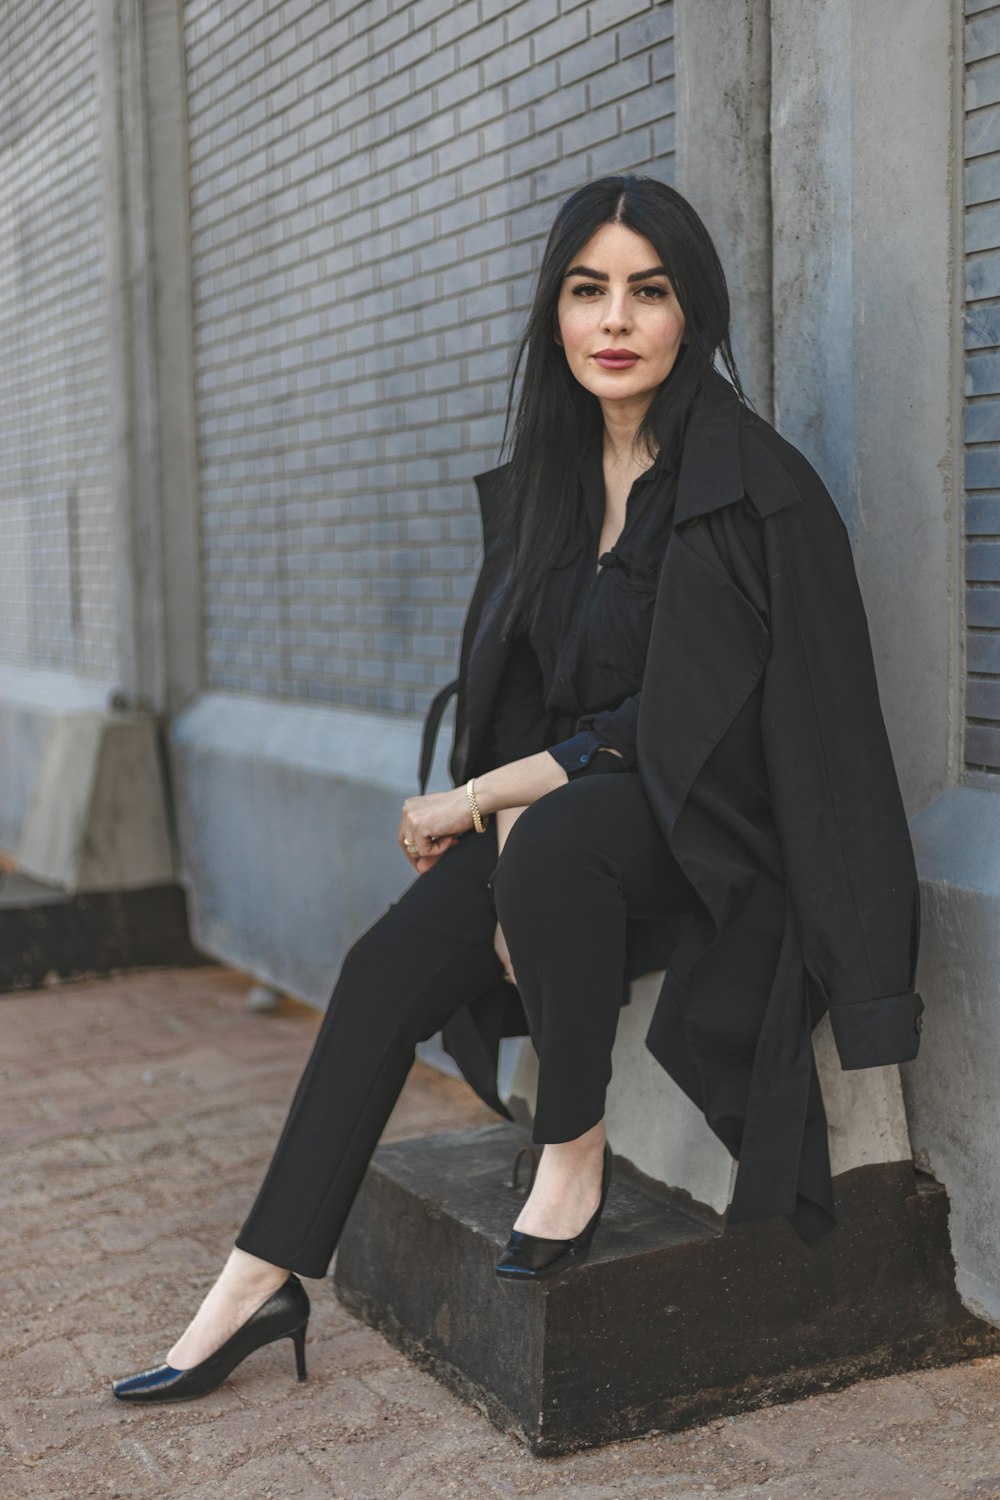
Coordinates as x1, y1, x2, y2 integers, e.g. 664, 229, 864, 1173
4, 965, 1000, 1499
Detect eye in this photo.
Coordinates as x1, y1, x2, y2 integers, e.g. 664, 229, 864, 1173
570, 284, 670, 299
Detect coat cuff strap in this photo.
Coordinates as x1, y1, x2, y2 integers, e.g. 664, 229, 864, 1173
828, 989, 925, 1069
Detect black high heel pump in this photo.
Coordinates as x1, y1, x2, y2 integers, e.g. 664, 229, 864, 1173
495, 1141, 614, 1282
111, 1273, 310, 1403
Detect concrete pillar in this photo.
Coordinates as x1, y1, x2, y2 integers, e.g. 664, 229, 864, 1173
94, 0, 201, 718
767, 0, 1000, 1318
675, 0, 774, 418
16, 0, 208, 895
769, 0, 954, 816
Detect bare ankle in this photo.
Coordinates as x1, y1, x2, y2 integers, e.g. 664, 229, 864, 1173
539, 1122, 606, 1159
224, 1247, 289, 1288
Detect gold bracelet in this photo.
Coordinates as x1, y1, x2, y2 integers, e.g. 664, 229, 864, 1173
466, 776, 489, 833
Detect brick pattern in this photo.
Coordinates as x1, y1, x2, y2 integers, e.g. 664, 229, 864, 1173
965, 2, 1000, 772
0, 0, 118, 678
182, 0, 676, 714
5, 965, 1000, 1495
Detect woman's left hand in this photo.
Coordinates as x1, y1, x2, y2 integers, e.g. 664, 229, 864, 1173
398, 787, 476, 871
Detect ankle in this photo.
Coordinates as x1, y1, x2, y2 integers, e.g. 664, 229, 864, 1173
221, 1248, 289, 1297
539, 1126, 606, 1163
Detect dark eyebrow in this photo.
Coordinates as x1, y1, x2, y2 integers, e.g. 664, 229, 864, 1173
565, 264, 669, 283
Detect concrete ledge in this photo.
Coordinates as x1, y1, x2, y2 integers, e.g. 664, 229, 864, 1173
0, 874, 206, 991
333, 1123, 999, 1456
167, 690, 452, 1007
904, 785, 1000, 1326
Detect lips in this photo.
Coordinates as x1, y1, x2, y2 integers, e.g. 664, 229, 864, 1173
593, 350, 639, 369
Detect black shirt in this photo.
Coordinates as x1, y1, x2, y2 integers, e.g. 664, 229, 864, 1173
483, 425, 679, 776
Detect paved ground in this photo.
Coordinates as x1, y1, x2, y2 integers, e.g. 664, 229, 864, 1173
4, 964, 1000, 1499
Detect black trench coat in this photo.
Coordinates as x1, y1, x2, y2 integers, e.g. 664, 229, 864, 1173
417, 365, 924, 1247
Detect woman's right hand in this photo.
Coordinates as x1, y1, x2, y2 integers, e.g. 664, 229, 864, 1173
404, 837, 460, 875
493, 920, 517, 986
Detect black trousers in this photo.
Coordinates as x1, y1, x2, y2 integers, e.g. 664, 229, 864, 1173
235, 767, 699, 1278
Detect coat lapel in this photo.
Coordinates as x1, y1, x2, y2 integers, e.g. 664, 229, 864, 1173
451, 465, 517, 784
635, 367, 798, 839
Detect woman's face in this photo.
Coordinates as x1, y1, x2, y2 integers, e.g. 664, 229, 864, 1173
555, 222, 687, 415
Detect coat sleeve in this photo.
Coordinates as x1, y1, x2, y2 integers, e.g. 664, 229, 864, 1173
756, 479, 924, 1070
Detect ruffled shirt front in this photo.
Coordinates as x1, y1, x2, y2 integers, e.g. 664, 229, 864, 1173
481, 426, 679, 778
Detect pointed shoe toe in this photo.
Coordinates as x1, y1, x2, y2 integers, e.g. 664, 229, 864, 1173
495, 1141, 614, 1283
111, 1273, 311, 1403
112, 1363, 190, 1401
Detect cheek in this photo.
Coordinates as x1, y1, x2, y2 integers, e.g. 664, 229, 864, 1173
645, 309, 686, 357
558, 302, 596, 354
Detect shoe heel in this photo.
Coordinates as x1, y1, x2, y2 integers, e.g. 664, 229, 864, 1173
291, 1324, 308, 1382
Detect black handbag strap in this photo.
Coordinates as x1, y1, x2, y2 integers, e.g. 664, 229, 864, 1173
418, 676, 459, 794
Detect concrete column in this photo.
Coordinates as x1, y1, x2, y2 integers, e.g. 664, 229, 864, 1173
768, 2, 1000, 1327
94, 0, 200, 717
675, 0, 774, 418
27, 0, 204, 893
0, 0, 198, 880
770, 0, 955, 816
141, 0, 202, 717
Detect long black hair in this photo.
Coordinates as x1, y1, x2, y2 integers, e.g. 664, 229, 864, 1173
494, 173, 751, 640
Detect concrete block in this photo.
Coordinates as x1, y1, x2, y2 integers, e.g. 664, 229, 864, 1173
333, 1123, 1000, 1455
15, 709, 173, 893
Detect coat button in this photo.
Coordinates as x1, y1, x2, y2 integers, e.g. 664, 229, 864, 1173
914, 1014, 923, 1033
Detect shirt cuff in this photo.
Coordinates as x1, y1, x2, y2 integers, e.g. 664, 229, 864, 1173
546, 729, 606, 774
573, 707, 639, 769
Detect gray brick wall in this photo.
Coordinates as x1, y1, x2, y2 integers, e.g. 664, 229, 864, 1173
183, 0, 676, 715
0, 0, 118, 677
965, 1, 1000, 772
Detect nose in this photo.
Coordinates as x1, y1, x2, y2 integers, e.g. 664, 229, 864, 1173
602, 291, 631, 334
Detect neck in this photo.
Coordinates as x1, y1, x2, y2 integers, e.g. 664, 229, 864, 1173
598, 395, 656, 467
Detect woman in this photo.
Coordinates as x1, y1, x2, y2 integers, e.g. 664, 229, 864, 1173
112, 174, 924, 1403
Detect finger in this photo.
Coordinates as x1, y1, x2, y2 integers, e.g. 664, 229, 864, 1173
413, 844, 448, 874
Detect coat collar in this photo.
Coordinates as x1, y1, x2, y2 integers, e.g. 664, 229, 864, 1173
673, 365, 746, 524
473, 363, 799, 529
675, 365, 802, 522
